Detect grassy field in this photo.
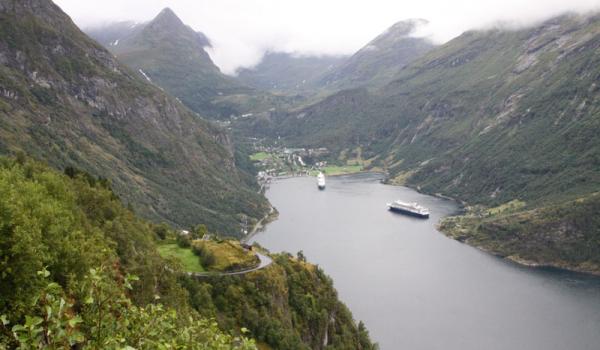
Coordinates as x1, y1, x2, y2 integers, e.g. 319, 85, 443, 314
157, 243, 205, 272
193, 240, 259, 271
250, 152, 271, 161
309, 165, 363, 176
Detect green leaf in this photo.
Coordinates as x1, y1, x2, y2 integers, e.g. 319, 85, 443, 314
11, 324, 25, 333
68, 315, 83, 328
37, 268, 50, 278
25, 316, 43, 327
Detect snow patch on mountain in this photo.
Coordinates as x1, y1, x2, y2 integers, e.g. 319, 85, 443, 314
138, 69, 151, 82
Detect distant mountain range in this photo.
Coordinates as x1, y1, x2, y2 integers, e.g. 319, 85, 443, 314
236, 20, 435, 95
236, 51, 347, 94
250, 14, 600, 273
0, 0, 269, 234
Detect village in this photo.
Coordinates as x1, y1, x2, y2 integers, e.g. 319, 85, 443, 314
250, 144, 365, 190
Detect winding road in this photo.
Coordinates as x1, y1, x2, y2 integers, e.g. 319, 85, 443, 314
188, 252, 273, 278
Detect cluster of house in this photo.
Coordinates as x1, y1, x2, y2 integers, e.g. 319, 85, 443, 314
251, 145, 331, 180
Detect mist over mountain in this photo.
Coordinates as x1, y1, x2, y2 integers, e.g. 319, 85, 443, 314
236, 51, 347, 94
318, 19, 436, 90
85, 8, 255, 119
0, 0, 269, 234
55, 0, 600, 76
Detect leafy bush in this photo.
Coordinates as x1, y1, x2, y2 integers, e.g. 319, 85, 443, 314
192, 243, 216, 268
176, 233, 192, 248
1, 266, 256, 349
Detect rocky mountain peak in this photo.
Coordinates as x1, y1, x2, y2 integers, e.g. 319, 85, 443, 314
148, 7, 185, 31
142, 7, 210, 47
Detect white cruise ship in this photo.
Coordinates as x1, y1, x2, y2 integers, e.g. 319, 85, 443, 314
317, 172, 326, 190
387, 200, 429, 218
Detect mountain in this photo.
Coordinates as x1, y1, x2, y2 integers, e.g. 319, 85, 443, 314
264, 14, 600, 273
85, 8, 291, 119
236, 51, 347, 94
317, 19, 435, 90
0, 0, 269, 234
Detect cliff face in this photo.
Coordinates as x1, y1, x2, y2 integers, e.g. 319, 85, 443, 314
183, 253, 377, 350
0, 0, 269, 233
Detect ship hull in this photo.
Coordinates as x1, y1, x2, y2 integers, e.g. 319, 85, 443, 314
318, 184, 325, 190
388, 206, 429, 218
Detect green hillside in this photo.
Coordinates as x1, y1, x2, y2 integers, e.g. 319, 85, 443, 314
259, 13, 600, 272
0, 156, 376, 349
317, 19, 435, 90
0, 0, 269, 234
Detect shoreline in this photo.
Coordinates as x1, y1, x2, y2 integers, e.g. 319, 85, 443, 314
464, 239, 600, 277
382, 174, 600, 278
243, 206, 278, 243
435, 216, 600, 278
258, 171, 600, 278
273, 169, 380, 180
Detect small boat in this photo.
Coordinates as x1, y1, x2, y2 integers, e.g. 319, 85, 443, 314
317, 172, 326, 190
387, 200, 429, 218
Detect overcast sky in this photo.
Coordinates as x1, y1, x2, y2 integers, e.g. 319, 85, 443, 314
54, 0, 600, 74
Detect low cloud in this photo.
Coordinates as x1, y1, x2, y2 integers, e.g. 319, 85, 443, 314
56, 0, 600, 75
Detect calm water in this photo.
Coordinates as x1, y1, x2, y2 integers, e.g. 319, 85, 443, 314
250, 173, 600, 350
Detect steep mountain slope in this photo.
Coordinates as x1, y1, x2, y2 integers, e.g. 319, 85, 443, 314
83, 20, 144, 48
236, 51, 347, 94
0, 0, 269, 234
85, 8, 250, 119
269, 14, 600, 272
317, 19, 435, 90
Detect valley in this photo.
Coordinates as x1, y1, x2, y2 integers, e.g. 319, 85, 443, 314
237, 13, 600, 276
1, 0, 600, 349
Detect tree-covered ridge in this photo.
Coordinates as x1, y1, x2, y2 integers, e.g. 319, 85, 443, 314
0, 157, 376, 349
180, 252, 377, 350
440, 193, 600, 274
0, 156, 254, 348
0, 0, 269, 235
0, 157, 186, 320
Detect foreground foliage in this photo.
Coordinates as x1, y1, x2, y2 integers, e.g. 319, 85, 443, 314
1, 266, 256, 349
0, 157, 376, 349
